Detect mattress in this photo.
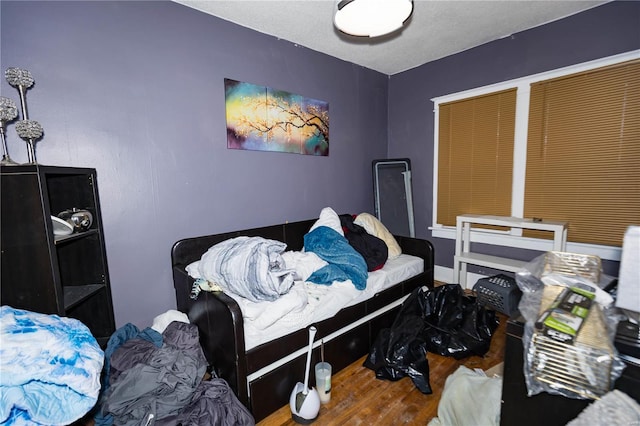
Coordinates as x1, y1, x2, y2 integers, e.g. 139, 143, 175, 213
232, 253, 424, 350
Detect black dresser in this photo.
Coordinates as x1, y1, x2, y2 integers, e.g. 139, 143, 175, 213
500, 319, 640, 425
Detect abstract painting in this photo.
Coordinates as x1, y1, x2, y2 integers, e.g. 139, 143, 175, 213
224, 79, 329, 156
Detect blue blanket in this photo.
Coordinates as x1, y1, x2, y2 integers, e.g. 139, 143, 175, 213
0, 306, 104, 426
304, 226, 368, 290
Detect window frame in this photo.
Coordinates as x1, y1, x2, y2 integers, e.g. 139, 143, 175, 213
430, 49, 640, 262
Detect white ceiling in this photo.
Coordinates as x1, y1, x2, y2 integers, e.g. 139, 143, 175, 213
173, 0, 609, 75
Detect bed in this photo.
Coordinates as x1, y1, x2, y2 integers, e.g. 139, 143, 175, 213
171, 213, 434, 421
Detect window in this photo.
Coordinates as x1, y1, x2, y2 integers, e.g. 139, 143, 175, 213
432, 51, 640, 258
525, 60, 640, 246
437, 89, 516, 227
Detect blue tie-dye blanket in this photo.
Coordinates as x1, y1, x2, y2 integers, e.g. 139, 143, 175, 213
304, 225, 368, 290
0, 306, 104, 426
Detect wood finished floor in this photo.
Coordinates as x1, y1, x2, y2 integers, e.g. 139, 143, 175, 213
258, 312, 507, 426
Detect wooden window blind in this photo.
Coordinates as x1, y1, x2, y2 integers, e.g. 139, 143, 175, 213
437, 89, 516, 227
525, 59, 640, 246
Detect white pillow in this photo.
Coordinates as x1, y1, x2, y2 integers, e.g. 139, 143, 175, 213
354, 213, 402, 259
281, 251, 328, 281
309, 207, 344, 236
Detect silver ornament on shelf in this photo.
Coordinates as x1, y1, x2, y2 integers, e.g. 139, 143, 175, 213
5, 67, 34, 120
5, 67, 44, 164
15, 119, 43, 139
5, 67, 35, 88
0, 96, 18, 165
0, 97, 17, 121
15, 119, 43, 164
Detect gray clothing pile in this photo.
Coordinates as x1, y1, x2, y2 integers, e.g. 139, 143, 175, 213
101, 321, 254, 425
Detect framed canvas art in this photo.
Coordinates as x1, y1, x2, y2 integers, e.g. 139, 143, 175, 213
225, 79, 329, 156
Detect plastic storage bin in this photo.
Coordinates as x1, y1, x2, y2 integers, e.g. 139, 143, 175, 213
473, 274, 521, 317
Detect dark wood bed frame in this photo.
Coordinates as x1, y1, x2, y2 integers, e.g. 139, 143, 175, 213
171, 218, 434, 421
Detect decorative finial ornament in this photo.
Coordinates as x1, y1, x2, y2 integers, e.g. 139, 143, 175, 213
0, 96, 19, 165
5, 67, 34, 120
0, 97, 18, 121
5, 67, 35, 89
15, 119, 43, 164
5, 67, 43, 164
15, 120, 43, 140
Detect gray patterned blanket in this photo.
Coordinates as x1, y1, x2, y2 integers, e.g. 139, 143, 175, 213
190, 236, 295, 302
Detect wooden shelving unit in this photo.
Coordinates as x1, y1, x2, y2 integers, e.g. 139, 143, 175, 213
1, 165, 115, 346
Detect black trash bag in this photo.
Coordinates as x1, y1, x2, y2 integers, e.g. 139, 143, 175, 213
364, 284, 499, 392
363, 310, 432, 394
420, 284, 498, 359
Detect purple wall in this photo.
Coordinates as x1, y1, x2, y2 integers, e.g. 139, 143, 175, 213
388, 0, 640, 273
0, 1, 388, 328
2, 1, 638, 328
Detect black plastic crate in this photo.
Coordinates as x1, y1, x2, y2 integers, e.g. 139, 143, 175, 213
473, 274, 521, 317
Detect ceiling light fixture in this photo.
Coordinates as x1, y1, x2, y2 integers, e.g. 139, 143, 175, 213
334, 0, 414, 38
